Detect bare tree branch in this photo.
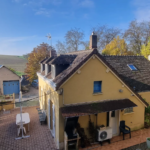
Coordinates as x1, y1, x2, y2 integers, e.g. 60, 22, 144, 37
92, 25, 121, 52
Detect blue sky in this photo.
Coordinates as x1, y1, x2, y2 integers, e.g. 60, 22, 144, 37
0, 0, 150, 55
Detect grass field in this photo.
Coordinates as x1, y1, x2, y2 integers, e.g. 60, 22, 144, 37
0, 55, 27, 73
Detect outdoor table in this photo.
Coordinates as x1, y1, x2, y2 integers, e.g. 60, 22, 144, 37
16, 113, 30, 131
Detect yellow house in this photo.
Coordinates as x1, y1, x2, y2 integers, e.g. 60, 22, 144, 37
37, 33, 149, 149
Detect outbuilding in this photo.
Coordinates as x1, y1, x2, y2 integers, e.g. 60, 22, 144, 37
0, 65, 21, 95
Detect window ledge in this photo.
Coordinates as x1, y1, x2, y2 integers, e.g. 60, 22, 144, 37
123, 112, 134, 115
93, 92, 103, 95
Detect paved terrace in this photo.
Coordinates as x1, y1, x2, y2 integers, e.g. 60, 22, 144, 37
79, 128, 150, 150
0, 106, 57, 150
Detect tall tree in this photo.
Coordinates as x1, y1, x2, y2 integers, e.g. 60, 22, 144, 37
65, 28, 84, 52
92, 25, 121, 51
82, 41, 90, 50
56, 41, 67, 54
141, 38, 150, 59
102, 36, 134, 55
25, 43, 54, 82
56, 28, 85, 54
124, 20, 150, 54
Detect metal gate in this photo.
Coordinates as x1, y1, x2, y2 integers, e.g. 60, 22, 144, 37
3, 81, 19, 95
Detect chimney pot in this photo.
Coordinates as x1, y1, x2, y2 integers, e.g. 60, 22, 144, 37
89, 32, 97, 49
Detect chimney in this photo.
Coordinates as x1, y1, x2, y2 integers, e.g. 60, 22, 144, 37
89, 32, 97, 49
50, 50, 57, 58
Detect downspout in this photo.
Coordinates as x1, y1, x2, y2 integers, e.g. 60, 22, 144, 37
62, 88, 65, 106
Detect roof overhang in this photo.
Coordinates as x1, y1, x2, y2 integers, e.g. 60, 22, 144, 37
60, 99, 137, 118
37, 72, 56, 90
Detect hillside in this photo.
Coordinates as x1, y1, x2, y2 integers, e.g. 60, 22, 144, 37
0, 55, 27, 73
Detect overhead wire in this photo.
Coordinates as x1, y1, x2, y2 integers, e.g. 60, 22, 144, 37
0, 89, 56, 106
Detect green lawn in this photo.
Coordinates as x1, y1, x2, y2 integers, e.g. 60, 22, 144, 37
15, 100, 39, 107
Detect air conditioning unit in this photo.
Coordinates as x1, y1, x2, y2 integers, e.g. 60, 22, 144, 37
97, 127, 112, 142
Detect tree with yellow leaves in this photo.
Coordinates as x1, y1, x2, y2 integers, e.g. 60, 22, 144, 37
25, 43, 54, 82
141, 38, 150, 59
102, 36, 134, 55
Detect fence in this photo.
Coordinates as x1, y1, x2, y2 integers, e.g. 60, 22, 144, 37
0, 93, 15, 111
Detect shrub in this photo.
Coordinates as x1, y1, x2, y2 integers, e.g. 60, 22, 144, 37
145, 106, 150, 114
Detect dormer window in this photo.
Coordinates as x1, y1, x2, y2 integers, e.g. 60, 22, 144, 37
127, 64, 137, 71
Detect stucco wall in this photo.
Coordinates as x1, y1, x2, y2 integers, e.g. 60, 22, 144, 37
59, 56, 145, 142
139, 91, 150, 105
0, 67, 20, 94
39, 55, 146, 148
38, 76, 60, 149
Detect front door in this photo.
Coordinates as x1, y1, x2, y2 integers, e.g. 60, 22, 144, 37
109, 110, 119, 136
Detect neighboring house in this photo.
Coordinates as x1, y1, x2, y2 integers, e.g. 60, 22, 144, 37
0, 65, 20, 95
37, 33, 149, 149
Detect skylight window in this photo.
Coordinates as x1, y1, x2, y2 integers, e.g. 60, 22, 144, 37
127, 64, 137, 71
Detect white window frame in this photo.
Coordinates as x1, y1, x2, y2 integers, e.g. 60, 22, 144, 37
127, 64, 137, 71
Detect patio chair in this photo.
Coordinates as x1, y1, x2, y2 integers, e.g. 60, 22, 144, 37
119, 120, 131, 140
17, 121, 26, 136
39, 112, 47, 125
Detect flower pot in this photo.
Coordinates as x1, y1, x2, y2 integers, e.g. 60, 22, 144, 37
146, 138, 150, 148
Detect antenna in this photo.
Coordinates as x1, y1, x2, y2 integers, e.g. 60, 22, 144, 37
46, 33, 52, 48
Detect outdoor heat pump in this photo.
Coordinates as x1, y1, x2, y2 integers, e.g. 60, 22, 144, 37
97, 127, 112, 143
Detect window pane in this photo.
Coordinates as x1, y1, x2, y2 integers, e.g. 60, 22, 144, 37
124, 107, 133, 113
128, 64, 137, 71
94, 81, 102, 93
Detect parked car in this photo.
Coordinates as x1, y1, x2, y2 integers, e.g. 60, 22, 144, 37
21, 75, 30, 92
31, 79, 38, 89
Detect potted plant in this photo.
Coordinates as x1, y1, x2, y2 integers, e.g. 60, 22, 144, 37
147, 138, 150, 148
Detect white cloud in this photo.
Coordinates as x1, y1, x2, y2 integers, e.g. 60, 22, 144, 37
132, 0, 150, 21
12, 0, 20, 2
0, 36, 36, 42
0, 36, 37, 55
80, 0, 94, 8
35, 8, 50, 16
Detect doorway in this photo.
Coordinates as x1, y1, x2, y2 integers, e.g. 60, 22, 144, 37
109, 110, 119, 136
